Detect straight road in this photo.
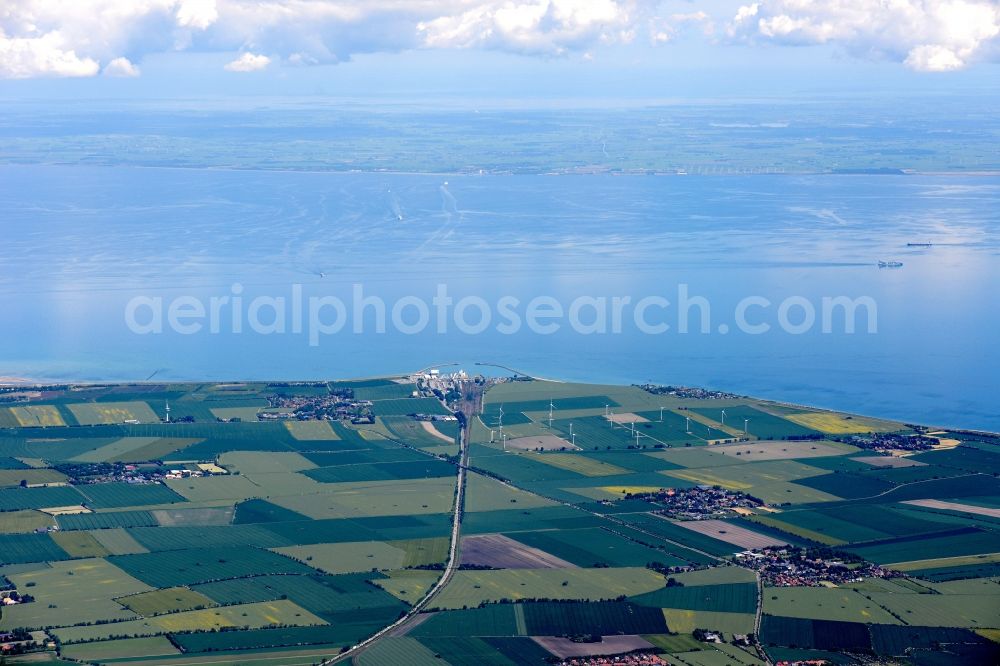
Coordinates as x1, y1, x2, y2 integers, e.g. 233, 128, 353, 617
326, 382, 480, 664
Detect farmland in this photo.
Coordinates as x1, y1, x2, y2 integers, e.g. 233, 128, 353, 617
0, 378, 996, 665
429, 567, 667, 609
53, 600, 326, 643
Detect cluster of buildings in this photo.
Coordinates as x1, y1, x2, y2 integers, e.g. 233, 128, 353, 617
557, 655, 668, 666
736, 547, 898, 587
256, 410, 295, 421
58, 461, 164, 485
638, 384, 741, 400
164, 468, 204, 480
165, 463, 227, 479
626, 486, 762, 520
266, 391, 374, 423
0, 590, 32, 607
0, 630, 51, 658
844, 432, 935, 452
416, 369, 497, 406
415, 367, 468, 385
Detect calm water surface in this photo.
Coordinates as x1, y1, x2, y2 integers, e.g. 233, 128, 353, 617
2, 165, 997, 429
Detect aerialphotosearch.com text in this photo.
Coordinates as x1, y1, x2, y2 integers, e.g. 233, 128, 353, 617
124, 283, 878, 346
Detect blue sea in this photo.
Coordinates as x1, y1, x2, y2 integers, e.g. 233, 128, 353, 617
1, 164, 997, 430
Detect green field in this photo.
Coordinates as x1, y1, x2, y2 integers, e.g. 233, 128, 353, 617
234, 498, 310, 523
0, 532, 70, 564
50, 530, 111, 558
532, 452, 630, 476
0, 468, 66, 486
109, 546, 313, 587
57, 509, 158, 530
0, 558, 151, 629
372, 397, 452, 417
521, 600, 669, 635
691, 405, 819, 440
173, 624, 378, 653
663, 460, 842, 504
463, 472, 558, 512
0, 379, 997, 665
506, 527, 686, 567
430, 567, 666, 609
91, 527, 150, 555
381, 415, 458, 448
356, 637, 445, 666
760, 615, 873, 651
0, 509, 55, 533
127, 524, 292, 551
165, 473, 262, 502
60, 636, 181, 661
116, 586, 217, 615
54, 599, 326, 643
664, 608, 757, 637
847, 528, 1000, 566
762, 586, 902, 624
284, 419, 341, 440
8, 405, 67, 427
631, 582, 759, 614
618, 513, 742, 557
303, 459, 456, 483
354, 383, 418, 400
274, 536, 448, 574
67, 401, 160, 426
77, 482, 185, 509
410, 604, 520, 637
0, 485, 85, 511
270, 476, 456, 519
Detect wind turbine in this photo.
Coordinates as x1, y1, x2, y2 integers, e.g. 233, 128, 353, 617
165, 400, 171, 424
721, 409, 726, 426
659, 407, 665, 422
685, 415, 691, 433
498, 404, 504, 441
744, 418, 749, 436
635, 429, 641, 447
571, 432, 576, 447
548, 399, 554, 428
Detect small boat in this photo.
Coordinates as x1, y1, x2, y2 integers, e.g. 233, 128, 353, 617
907, 242, 932, 247
878, 260, 903, 268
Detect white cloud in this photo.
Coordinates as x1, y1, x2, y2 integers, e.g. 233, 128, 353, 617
648, 11, 713, 44
176, 0, 219, 30
1, 0, 996, 79
103, 56, 141, 77
416, 0, 636, 54
728, 0, 1000, 71
0, 0, 640, 78
0, 32, 100, 78
224, 52, 271, 72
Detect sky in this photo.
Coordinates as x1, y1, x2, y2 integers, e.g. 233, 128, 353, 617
1, 0, 999, 100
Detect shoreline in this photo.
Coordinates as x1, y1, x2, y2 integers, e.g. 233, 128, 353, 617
2, 368, 997, 436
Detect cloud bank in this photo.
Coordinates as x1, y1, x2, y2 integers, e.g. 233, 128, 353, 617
224, 52, 271, 72
729, 0, 1000, 72
0, 0, 997, 79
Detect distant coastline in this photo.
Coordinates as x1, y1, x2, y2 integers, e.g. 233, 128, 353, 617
2, 161, 999, 178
